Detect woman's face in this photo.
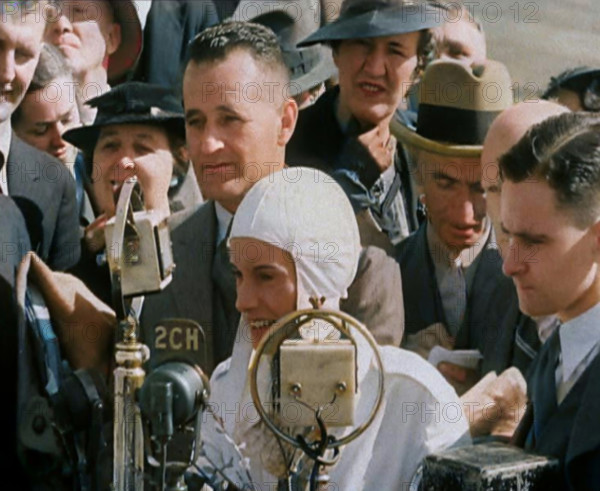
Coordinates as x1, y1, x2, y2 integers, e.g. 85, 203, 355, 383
230, 237, 297, 349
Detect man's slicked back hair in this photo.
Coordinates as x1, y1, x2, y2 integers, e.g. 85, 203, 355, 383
500, 112, 600, 227
187, 21, 290, 84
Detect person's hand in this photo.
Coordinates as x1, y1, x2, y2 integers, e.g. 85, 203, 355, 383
25, 252, 116, 375
438, 362, 480, 395
131, 149, 173, 218
461, 368, 528, 438
403, 322, 454, 359
356, 123, 395, 174
84, 213, 108, 254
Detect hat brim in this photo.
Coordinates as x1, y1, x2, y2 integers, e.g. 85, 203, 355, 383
63, 115, 185, 152
287, 50, 337, 96
108, 0, 143, 83
391, 119, 482, 158
298, 4, 445, 47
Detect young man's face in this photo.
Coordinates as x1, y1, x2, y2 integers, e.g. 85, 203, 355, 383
333, 32, 420, 127
501, 179, 600, 322
183, 48, 297, 213
0, 9, 46, 122
419, 150, 487, 250
92, 123, 173, 218
44, 0, 121, 79
13, 76, 80, 163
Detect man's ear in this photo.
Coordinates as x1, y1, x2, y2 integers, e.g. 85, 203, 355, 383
592, 219, 600, 255
277, 97, 299, 147
105, 22, 122, 57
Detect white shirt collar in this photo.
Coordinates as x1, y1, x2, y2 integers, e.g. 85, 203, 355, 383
0, 120, 12, 195
214, 201, 233, 245
560, 302, 600, 382
133, 0, 152, 30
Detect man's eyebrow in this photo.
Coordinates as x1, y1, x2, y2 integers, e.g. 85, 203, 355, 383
184, 108, 202, 120
432, 171, 459, 182
501, 223, 549, 242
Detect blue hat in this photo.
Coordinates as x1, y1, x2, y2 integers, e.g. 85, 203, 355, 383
298, 0, 447, 47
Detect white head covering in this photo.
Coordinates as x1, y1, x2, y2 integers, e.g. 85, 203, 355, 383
201, 167, 469, 488
229, 166, 361, 311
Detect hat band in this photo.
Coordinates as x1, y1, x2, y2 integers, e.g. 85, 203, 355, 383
417, 104, 502, 146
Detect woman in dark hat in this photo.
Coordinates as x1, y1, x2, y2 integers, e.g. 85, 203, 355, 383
286, 0, 448, 248
63, 81, 193, 304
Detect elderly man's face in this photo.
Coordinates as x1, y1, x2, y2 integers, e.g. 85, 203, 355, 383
419, 150, 487, 250
333, 32, 420, 126
92, 123, 173, 218
13, 76, 80, 163
183, 49, 298, 213
0, 8, 46, 122
44, 0, 121, 79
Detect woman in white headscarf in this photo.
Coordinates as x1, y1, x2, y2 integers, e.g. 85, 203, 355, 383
198, 167, 469, 489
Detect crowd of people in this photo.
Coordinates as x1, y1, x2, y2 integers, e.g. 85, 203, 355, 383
2, 0, 600, 489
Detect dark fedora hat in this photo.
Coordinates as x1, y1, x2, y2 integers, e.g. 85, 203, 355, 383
63, 82, 184, 152
298, 0, 447, 47
236, 1, 336, 95
392, 59, 513, 157
107, 0, 143, 83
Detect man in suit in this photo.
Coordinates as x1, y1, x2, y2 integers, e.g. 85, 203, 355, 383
394, 59, 513, 394
0, 0, 80, 271
501, 112, 600, 490
141, 21, 405, 373
286, 0, 447, 247
479, 100, 569, 378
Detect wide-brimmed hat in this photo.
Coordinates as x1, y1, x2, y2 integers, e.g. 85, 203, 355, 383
107, 0, 143, 83
392, 59, 513, 157
63, 82, 184, 152
542, 66, 600, 103
235, 1, 336, 95
298, 0, 447, 47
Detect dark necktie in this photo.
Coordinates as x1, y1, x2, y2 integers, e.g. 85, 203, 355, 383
530, 328, 561, 442
211, 220, 240, 364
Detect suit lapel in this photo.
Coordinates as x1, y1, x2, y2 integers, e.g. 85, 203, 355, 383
566, 351, 600, 466
170, 202, 216, 326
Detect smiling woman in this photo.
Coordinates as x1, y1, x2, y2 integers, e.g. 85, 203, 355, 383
198, 166, 470, 489
63, 81, 187, 303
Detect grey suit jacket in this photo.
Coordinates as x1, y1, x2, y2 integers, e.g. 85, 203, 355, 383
142, 202, 405, 373
7, 135, 80, 271
141, 201, 218, 370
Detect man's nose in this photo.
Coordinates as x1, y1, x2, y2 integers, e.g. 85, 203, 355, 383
200, 126, 225, 155
0, 50, 16, 85
502, 242, 527, 277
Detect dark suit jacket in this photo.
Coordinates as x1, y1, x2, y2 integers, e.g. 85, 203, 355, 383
396, 223, 516, 376
522, 345, 600, 490
7, 135, 80, 271
133, 0, 219, 89
0, 196, 31, 483
141, 201, 405, 373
